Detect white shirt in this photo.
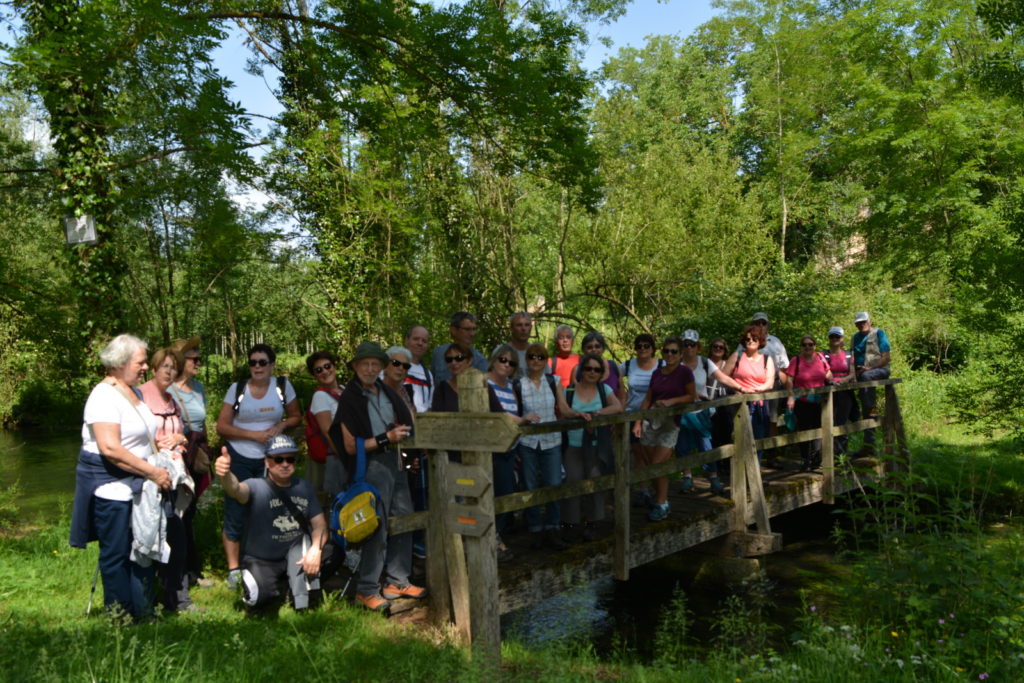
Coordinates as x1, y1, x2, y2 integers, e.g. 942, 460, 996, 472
82, 382, 158, 500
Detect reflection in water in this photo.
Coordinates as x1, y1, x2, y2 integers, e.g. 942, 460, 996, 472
0, 430, 80, 522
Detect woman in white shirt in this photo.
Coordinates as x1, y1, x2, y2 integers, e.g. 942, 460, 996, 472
70, 334, 174, 620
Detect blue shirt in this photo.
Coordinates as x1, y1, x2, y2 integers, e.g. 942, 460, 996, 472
852, 328, 890, 366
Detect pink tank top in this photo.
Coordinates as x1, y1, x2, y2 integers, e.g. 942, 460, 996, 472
732, 353, 767, 393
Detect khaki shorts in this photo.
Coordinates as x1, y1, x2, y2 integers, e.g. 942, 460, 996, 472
640, 418, 680, 449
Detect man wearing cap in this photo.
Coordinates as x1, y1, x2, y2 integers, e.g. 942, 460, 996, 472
852, 312, 891, 453
824, 326, 857, 456
431, 312, 489, 383
214, 435, 326, 612
330, 341, 425, 612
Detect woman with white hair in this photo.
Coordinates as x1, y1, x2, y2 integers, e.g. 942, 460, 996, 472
70, 334, 174, 620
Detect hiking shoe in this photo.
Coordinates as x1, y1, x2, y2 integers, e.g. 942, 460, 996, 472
679, 476, 694, 494
226, 568, 242, 590
647, 502, 670, 522
633, 488, 655, 508
382, 583, 427, 600
708, 476, 726, 496
355, 593, 391, 612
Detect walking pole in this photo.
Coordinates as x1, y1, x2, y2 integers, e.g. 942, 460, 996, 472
86, 562, 100, 615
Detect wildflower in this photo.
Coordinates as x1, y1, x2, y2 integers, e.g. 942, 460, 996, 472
938, 619, 945, 625
956, 668, 965, 673
810, 605, 817, 612
937, 639, 944, 644
979, 674, 989, 680
891, 631, 899, 638
949, 613, 955, 619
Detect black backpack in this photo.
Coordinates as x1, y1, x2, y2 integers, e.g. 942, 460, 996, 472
232, 376, 288, 413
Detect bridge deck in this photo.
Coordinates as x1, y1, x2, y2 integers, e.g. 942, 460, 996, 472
495, 454, 880, 614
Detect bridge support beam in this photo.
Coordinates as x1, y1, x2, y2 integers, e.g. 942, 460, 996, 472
700, 530, 784, 558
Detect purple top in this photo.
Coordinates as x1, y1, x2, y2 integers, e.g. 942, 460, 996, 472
648, 364, 695, 403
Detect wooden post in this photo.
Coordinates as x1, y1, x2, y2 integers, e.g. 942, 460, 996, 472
820, 388, 835, 504
426, 449, 452, 624
730, 402, 751, 532
456, 369, 501, 667
883, 384, 909, 473
613, 414, 631, 580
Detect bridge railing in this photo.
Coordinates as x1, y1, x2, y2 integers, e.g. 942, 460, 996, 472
387, 370, 907, 665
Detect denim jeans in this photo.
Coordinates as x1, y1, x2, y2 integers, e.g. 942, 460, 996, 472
676, 427, 714, 471
94, 497, 154, 619
492, 449, 518, 536
750, 401, 769, 459
858, 367, 890, 446
519, 443, 562, 531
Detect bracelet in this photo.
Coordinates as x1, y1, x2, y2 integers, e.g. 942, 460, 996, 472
375, 432, 390, 449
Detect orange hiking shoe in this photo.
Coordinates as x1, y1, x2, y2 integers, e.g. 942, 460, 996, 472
354, 593, 391, 612
382, 583, 427, 600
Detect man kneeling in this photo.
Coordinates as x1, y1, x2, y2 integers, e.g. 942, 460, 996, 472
215, 435, 325, 612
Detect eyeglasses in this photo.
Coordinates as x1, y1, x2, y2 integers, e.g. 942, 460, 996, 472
249, 358, 270, 367
634, 342, 652, 350
445, 354, 468, 364
313, 362, 333, 375
496, 357, 518, 368
527, 354, 547, 361
582, 365, 602, 373
661, 348, 680, 355
682, 341, 697, 348
270, 456, 297, 465
390, 359, 411, 370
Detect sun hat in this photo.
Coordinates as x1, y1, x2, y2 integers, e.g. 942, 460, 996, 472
350, 341, 388, 366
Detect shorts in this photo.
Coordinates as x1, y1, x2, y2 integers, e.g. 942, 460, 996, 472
640, 418, 680, 449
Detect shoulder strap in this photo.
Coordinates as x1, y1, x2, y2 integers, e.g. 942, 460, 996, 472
624, 358, 631, 376
548, 357, 557, 375
276, 376, 287, 411
511, 378, 524, 417
598, 382, 608, 408
265, 479, 313, 538
565, 387, 575, 408
793, 355, 800, 378
545, 373, 558, 401
231, 378, 248, 413
352, 436, 368, 485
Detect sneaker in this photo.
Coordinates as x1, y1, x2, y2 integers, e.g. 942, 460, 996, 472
354, 593, 391, 612
647, 502, 670, 522
412, 541, 427, 559
679, 476, 694, 494
708, 476, 726, 496
632, 488, 655, 509
382, 583, 427, 600
226, 568, 242, 590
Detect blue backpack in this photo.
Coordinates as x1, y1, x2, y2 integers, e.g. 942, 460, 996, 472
329, 437, 385, 549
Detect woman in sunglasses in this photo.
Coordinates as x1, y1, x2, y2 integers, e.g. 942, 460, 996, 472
487, 344, 535, 560
216, 343, 302, 589
430, 342, 474, 413
577, 331, 621, 395
383, 346, 416, 415
306, 351, 343, 500
621, 333, 661, 507
781, 335, 833, 471
564, 353, 623, 540
722, 325, 777, 465
632, 336, 697, 521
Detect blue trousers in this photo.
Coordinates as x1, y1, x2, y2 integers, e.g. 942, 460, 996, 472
492, 449, 517, 536
93, 497, 154, 619
676, 427, 714, 472
519, 443, 562, 531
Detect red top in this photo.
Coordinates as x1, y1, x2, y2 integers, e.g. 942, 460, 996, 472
550, 353, 580, 388
787, 353, 830, 389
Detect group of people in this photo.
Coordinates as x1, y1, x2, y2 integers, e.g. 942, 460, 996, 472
71, 309, 890, 619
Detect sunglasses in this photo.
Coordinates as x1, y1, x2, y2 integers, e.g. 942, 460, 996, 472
743, 337, 758, 344
801, 342, 816, 348
497, 357, 518, 368
249, 358, 270, 367
754, 320, 769, 325
270, 456, 297, 465
527, 353, 547, 361
313, 362, 333, 375
390, 359, 411, 370
711, 345, 726, 351
583, 344, 603, 351
682, 341, 697, 348
634, 342, 652, 350
445, 354, 468, 364
582, 365, 602, 373
186, 356, 201, 363
661, 348, 680, 355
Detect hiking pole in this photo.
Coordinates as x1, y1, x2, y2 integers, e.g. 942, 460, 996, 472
86, 562, 100, 615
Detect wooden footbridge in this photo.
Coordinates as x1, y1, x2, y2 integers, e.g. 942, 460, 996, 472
388, 370, 908, 666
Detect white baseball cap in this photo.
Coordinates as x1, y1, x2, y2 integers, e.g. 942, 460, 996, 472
853, 312, 870, 324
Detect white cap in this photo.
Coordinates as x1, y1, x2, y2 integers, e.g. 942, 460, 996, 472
751, 312, 769, 323
853, 311, 870, 324
682, 329, 700, 342
828, 326, 844, 337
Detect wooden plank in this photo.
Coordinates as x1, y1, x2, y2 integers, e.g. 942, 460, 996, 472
448, 463, 493, 498
613, 414, 630, 581
426, 450, 451, 626
410, 412, 520, 452
698, 530, 784, 558
730, 402, 751, 532
445, 530, 471, 642
389, 509, 429, 535
756, 418, 879, 450
820, 390, 835, 504
456, 369, 501, 668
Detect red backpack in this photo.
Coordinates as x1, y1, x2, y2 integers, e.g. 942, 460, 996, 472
305, 386, 341, 463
